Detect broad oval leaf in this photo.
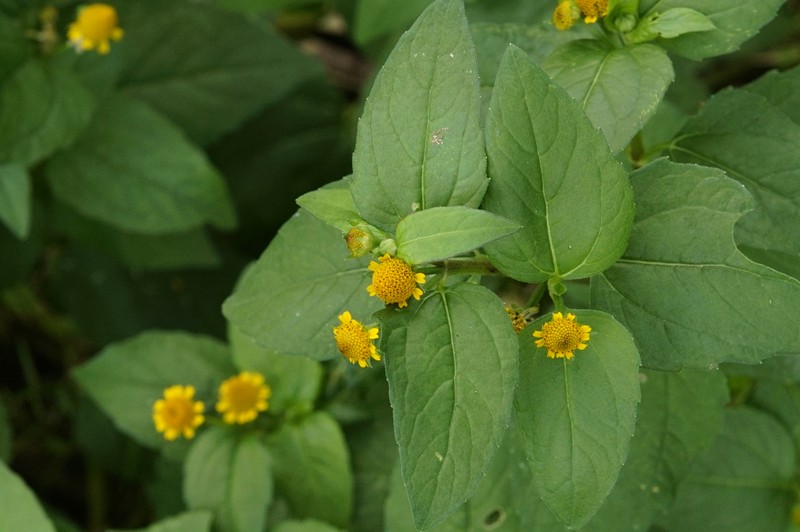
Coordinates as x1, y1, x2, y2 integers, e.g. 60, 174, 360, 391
296, 177, 361, 233
46, 94, 236, 234
592, 159, 800, 370
379, 282, 519, 529
543, 40, 674, 153
222, 209, 383, 360
669, 89, 800, 280
0, 163, 29, 239
0, 462, 55, 532
108, 511, 213, 532
111, 0, 322, 146
351, 0, 487, 232
660, 407, 796, 532
184, 429, 273, 532
72, 330, 235, 449
581, 369, 728, 531
395, 206, 520, 264
482, 45, 634, 282
266, 412, 353, 528
515, 310, 640, 528
638, 0, 783, 60
0, 57, 93, 166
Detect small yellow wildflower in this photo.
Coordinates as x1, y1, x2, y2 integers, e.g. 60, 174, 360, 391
216, 372, 271, 425
532, 312, 591, 360
153, 385, 205, 441
67, 3, 124, 55
553, 1, 580, 30
333, 311, 380, 368
576, 0, 608, 24
367, 254, 425, 308
505, 306, 529, 334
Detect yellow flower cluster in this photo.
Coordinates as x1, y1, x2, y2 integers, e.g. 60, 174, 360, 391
333, 311, 381, 368
533, 312, 592, 359
152, 372, 272, 441
367, 253, 425, 308
552, 0, 608, 30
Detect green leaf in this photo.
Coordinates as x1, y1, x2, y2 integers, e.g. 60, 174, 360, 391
184, 428, 273, 532
638, 0, 784, 60
592, 158, 800, 370
581, 369, 728, 531
228, 323, 322, 416
53, 204, 219, 271
110, 0, 322, 146
223, 209, 383, 360
515, 309, 640, 528
267, 412, 353, 528
296, 177, 361, 233
659, 407, 795, 532
0, 204, 43, 290
0, 57, 93, 165
751, 379, 800, 448
379, 282, 519, 529
482, 45, 634, 282
0, 462, 55, 532
745, 65, 800, 126
395, 206, 520, 264
351, 0, 488, 232
669, 88, 800, 280
72, 331, 235, 449
625, 8, 715, 43
352, 0, 431, 44
46, 94, 236, 234
0, 162, 29, 239
543, 40, 674, 153
109, 511, 213, 532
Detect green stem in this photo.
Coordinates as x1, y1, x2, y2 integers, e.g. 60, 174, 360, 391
525, 282, 547, 309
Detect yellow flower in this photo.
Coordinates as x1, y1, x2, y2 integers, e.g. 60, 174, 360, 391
505, 306, 529, 334
216, 372, 271, 424
345, 227, 374, 257
67, 3, 124, 54
576, 0, 608, 24
153, 385, 205, 441
553, 1, 580, 30
367, 254, 425, 308
532, 312, 591, 360
333, 311, 380, 368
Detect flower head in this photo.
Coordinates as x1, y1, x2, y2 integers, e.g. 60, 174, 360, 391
367, 254, 425, 308
153, 385, 205, 441
553, 1, 580, 30
532, 312, 591, 360
576, 0, 608, 23
505, 306, 529, 334
345, 226, 375, 257
216, 372, 271, 424
68, 3, 124, 54
333, 311, 380, 368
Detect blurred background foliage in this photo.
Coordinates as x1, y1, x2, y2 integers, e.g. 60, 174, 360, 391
0, 0, 799, 530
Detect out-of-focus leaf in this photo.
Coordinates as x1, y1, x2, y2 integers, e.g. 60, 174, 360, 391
110, 0, 322, 145
0, 462, 55, 532
109, 511, 213, 532
0, 57, 93, 165
0, 162, 29, 239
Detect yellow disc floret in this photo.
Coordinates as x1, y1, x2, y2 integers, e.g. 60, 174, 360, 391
532, 312, 591, 360
553, 1, 580, 30
576, 0, 608, 23
216, 372, 271, 424
152, 385, 205, 441
333, 311, 380, 368
367, 254, 425, 308
67, 3, 124, 54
